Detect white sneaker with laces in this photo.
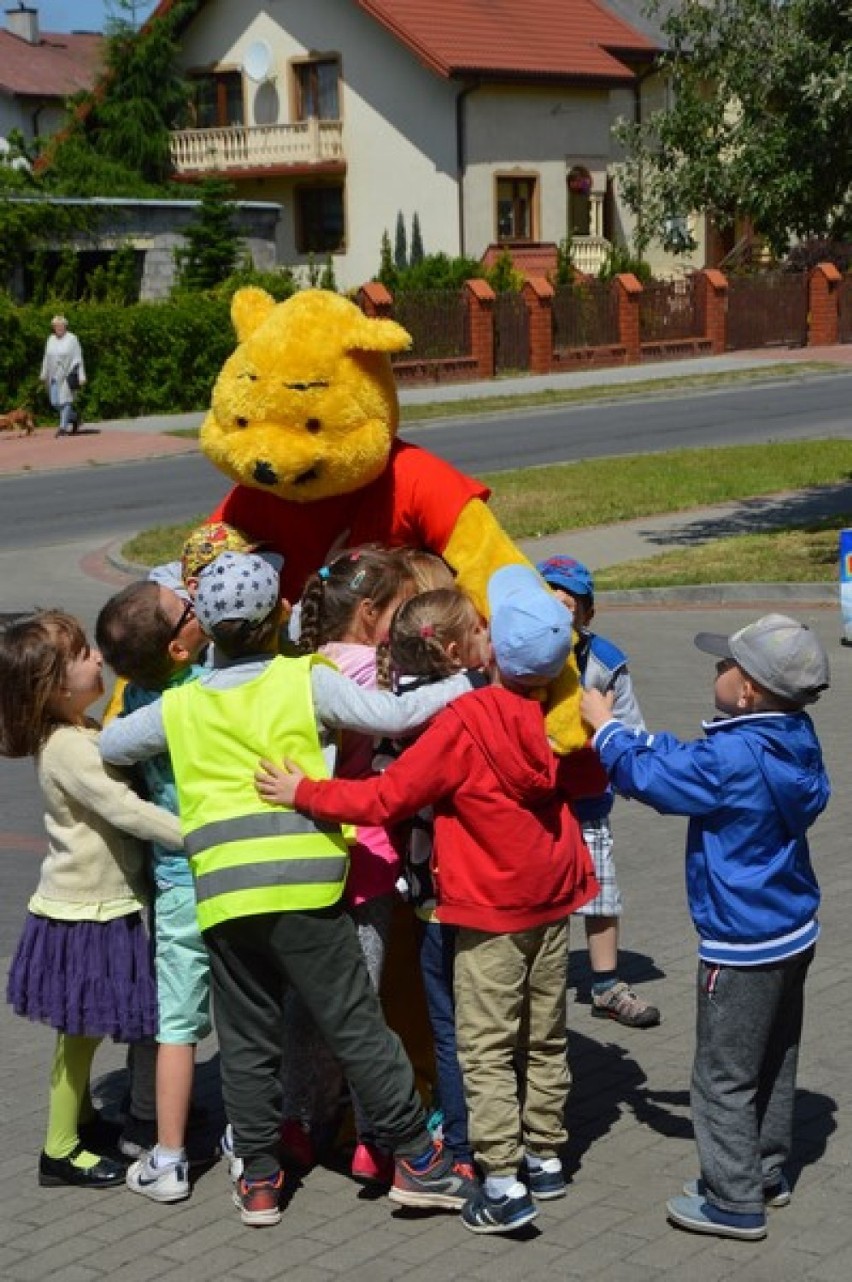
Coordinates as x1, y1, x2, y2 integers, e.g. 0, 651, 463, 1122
126, 1148, 190, 1203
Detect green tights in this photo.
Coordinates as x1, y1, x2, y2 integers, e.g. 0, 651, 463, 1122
44, 1032, 103, 1169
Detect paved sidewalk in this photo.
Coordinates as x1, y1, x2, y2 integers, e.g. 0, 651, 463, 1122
0, 603, 849, 1282
1, 350, 850, 1278
0, 348, 846, 477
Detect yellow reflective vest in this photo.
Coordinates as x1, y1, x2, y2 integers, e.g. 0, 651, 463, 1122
162, 654, 349, 931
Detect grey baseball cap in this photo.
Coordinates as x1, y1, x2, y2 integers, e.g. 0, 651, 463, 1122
694, 614, 830, 706
194, 551, 283, 633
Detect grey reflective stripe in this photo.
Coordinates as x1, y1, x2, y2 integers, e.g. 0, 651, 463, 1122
185, 811, 341, 857
195, 856, 347, 903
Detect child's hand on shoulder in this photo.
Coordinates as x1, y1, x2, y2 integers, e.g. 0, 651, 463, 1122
580, 687, 615, 732
254, 758, 306, 808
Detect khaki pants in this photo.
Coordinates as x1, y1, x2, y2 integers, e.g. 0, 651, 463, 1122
454, 919, 570, 1176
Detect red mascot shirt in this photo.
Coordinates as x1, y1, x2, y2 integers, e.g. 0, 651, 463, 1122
209, 440, 490, 603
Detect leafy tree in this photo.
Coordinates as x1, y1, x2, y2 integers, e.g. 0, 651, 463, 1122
319, 255, 337, 291
485, 249, 524, 294
410, 212, 425, 265
552, 237, 575, 287
394, 211, 408, 270
44, 0, 196, 193
380, 251, 482, 293
174, 177, 243, 290
377, 230, 397, 290
615, 0, 852, 256
597, 243, 653, 284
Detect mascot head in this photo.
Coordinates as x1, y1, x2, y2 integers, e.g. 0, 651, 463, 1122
200, 288, 412, 503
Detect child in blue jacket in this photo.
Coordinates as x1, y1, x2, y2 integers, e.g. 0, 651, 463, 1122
537, 556, 659, 1028
581, 614, 830, 1243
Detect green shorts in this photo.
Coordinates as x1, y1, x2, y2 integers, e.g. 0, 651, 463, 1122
154, 882, 212, 1044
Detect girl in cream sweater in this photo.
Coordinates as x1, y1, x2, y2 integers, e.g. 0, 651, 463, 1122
0, 611, 182, 1190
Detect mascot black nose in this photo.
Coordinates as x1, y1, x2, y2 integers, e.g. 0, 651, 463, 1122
253, 460, 278, 486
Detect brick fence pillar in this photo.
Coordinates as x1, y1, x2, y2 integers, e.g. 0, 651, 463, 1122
808, 262, 842, 347
694, 268, 728, 355
613, 273, 643, 363
357, 280, 393, 318
522, 276, 555, 374
464, 279, 496, 379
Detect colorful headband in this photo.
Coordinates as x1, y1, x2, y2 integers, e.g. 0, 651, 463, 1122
350, 569, 367, 590
318, 566, 330, 581
420, 624, 436, 638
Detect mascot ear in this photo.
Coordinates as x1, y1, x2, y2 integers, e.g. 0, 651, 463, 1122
345, 313, 412, 356
231, 287, 277, 342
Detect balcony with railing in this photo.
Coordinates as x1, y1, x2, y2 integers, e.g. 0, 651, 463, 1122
169, 118, 344, 175
571, 236, 611, 277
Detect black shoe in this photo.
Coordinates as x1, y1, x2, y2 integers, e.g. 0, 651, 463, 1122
78, 1111, 125, 1156
39, 1146, 126, 1189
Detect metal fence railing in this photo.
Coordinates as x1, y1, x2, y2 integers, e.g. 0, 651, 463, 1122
493, 291, 530, 372
726, 271, 809, 349
639, 276, 700, 344
552, 282, 620, 349
389, 290, 470, 361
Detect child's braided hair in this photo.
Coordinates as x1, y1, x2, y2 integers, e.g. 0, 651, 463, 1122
298, 545, 413, 653
388, 588, 480, 682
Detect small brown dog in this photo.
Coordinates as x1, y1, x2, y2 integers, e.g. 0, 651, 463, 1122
0, 408, 36, 435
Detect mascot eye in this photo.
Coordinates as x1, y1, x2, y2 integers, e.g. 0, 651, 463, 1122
306, 418, 322, 434
286, 381, 330, 392
236, 417, 248, 428
239, 372, 258, 381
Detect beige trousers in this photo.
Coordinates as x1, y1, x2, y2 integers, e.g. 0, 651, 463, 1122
454, 919, 570, 1176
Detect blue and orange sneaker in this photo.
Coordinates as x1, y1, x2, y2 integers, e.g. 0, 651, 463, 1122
233, 1170, 284, 1227
389, 1140, 477, 1210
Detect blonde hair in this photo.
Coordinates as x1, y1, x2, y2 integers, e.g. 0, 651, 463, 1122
392, 548, 455, 594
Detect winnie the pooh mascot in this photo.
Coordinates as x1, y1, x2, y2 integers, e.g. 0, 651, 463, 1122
204, 286, 584, 751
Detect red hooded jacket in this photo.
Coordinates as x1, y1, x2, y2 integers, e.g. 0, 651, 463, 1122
296, 685, 604, 933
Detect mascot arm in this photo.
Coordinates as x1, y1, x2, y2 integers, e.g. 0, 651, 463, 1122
442, 499, 587, 755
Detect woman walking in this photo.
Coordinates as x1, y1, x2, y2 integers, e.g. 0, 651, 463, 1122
40, 315, 86, 437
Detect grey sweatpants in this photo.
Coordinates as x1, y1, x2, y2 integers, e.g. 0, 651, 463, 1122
690, 946, 814, 1215
205, 905, 430, 1182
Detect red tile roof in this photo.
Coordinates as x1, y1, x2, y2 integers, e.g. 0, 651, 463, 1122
355, 0, 658, 81
0, 29, 104, 99
147, 0, 657, 83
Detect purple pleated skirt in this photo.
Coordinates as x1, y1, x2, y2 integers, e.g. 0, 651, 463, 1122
7, 911, 158, 1041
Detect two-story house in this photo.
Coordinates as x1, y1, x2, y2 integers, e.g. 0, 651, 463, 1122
0, 4, 104, 149
151, 0, 706, 286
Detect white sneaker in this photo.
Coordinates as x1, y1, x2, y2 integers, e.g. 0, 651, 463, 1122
126, 1148, 190, 1203
219, 1124, 244, 1184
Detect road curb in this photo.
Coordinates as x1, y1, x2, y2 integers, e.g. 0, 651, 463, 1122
599, 582, 837, 607
105, 537, 838, 609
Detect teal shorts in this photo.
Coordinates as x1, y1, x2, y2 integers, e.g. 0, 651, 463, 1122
154, 882, 211, 1044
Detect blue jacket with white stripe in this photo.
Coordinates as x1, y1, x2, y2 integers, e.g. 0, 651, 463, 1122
593, 710, 829, 965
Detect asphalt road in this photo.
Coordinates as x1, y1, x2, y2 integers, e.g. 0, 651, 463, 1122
0, 371, 850, 551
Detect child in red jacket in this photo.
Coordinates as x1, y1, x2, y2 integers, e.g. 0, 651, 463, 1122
255, 565, 604, 1235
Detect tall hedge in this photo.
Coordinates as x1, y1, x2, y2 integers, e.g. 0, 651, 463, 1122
0, 294, 237, 419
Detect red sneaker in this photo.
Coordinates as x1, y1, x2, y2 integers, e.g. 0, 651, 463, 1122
232, 1170, 284, 1227
351, 1140, 394, 1186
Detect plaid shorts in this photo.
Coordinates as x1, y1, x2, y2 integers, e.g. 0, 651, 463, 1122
574, 816, 623, 917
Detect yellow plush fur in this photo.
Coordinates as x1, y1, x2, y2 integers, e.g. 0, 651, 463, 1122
201, 288, 410, 502
201, 287, 584, 751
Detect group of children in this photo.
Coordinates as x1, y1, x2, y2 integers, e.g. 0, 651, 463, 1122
0, 520, 831, 1242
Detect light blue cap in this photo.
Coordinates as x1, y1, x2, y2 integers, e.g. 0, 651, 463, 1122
487, 564, 573, 683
